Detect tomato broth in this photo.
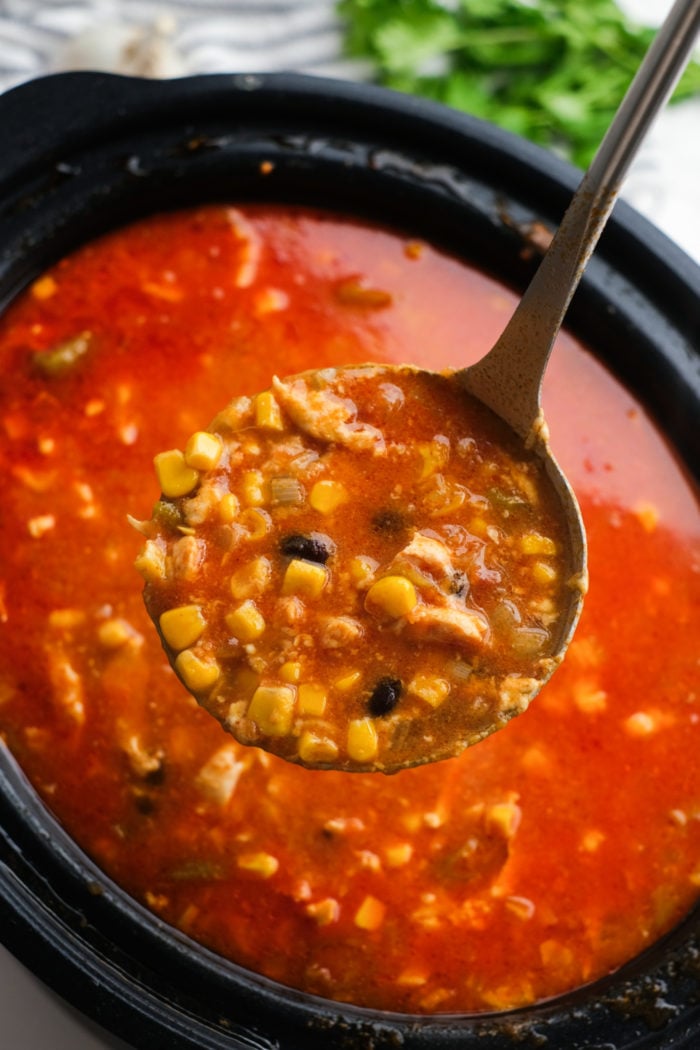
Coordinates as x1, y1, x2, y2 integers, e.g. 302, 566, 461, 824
0, 205, 698, 1014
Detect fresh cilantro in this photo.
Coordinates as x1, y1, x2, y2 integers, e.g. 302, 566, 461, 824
338, 0, 700, 167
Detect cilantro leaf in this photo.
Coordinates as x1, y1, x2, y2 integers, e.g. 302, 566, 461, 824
337, 0, 700, 167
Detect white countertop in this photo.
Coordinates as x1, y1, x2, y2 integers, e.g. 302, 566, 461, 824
0, 2, 697, 1048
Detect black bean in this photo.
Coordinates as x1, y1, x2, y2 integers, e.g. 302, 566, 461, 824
279, 532, 336, 564
368, 677, 402, 717
371, 508, 406, 536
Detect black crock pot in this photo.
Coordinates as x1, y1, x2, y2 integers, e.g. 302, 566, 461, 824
0, 71, 698, 1050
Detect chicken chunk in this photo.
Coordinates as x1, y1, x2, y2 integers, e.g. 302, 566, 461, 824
272, 375, 385, 453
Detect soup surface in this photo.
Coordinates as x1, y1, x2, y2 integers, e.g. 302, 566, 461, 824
0, 205, 698, 1014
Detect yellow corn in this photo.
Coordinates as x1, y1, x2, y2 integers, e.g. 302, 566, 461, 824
237, 852, 279, 878
134, 539, 167, 582
219, 492, 240, 523
305, 897, 340, 925
97, 618, 138, 650
298, 683, 327, 716
347, 717, 378, 763
532, 560, 557, 585
159, 605, 206, 651
225, 600, 266, 642
384, 843, 413, 868
485, 800, 522, 839
48, 608, 86, 630
309, 479, 348, 514
229, 556, 272, 600
279, 661, 302, 684
349, 555, 377, 589
298, 731, 339, 764
31, 275, 58, 300
239, 508, 271, 540
184, 431, 223, 471
624, 711, 657, 737
242, 469, 265, 506
154, 449, 200, 498
282, 558, 328, 599
174, 650, 220, 693
354, 895, 385, 931
519, 532, 557, 556
248, 684, 296, 736
365, 575, 418, 620
408, 674, 450, 709
335, 670, 361, 692
254, 390, 284, 430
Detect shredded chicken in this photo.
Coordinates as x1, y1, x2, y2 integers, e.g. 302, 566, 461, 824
272, 375, 386, 453
404, 605, 487, 650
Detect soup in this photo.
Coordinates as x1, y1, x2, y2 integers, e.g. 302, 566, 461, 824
0, 205, 698, 1014
139, 362, 577, 773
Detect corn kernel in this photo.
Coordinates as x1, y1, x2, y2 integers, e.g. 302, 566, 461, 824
239, 507, 271, 540
242, 469, 265, 506
98, 617, 139, 650
385, 843, 413, 867
279, 661, 302, 684
282, 559, 328, 599
634, 501, 659, 533
31, 275, 58, 300
27, 514, 55, 538
159, 605, 206, 650
298, 683, 327, 716
349, 555, 377, 589
248, 684, 295, 736
254, 390, 284, 430
154, 449, 200, 498
519, 533, 557, 556
225, 600, 266, 642
237, 852, 279, 878
408, 674, 450, 709
624, 711, 656, 736
298, 731, 339, 764
485, 801, 522, 839
134, 539, 167, 582
48, 608, 86, 631
365, 575, 418, 620
174, 649, 220, 693
305, 897, 340, 925
184, 431, 223, 471
580, 829, 605, 853
219, 492, 240, 523
354, 895, 385, 930
335, 670, 362, 692
347, 717, 378, 763
532, 560, 557, 585
309, 479, 348, 514
230, 556, 272, 600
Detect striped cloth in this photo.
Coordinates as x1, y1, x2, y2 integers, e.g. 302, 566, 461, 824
0, 0, 367, 91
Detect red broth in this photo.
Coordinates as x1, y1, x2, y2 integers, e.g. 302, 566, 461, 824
0, 205, 698, 1014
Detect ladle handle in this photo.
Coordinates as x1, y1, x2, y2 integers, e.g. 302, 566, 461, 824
463, 0, 700, 439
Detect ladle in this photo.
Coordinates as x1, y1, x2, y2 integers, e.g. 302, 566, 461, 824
459, 0, 700, 654
140, 0, 700, 772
